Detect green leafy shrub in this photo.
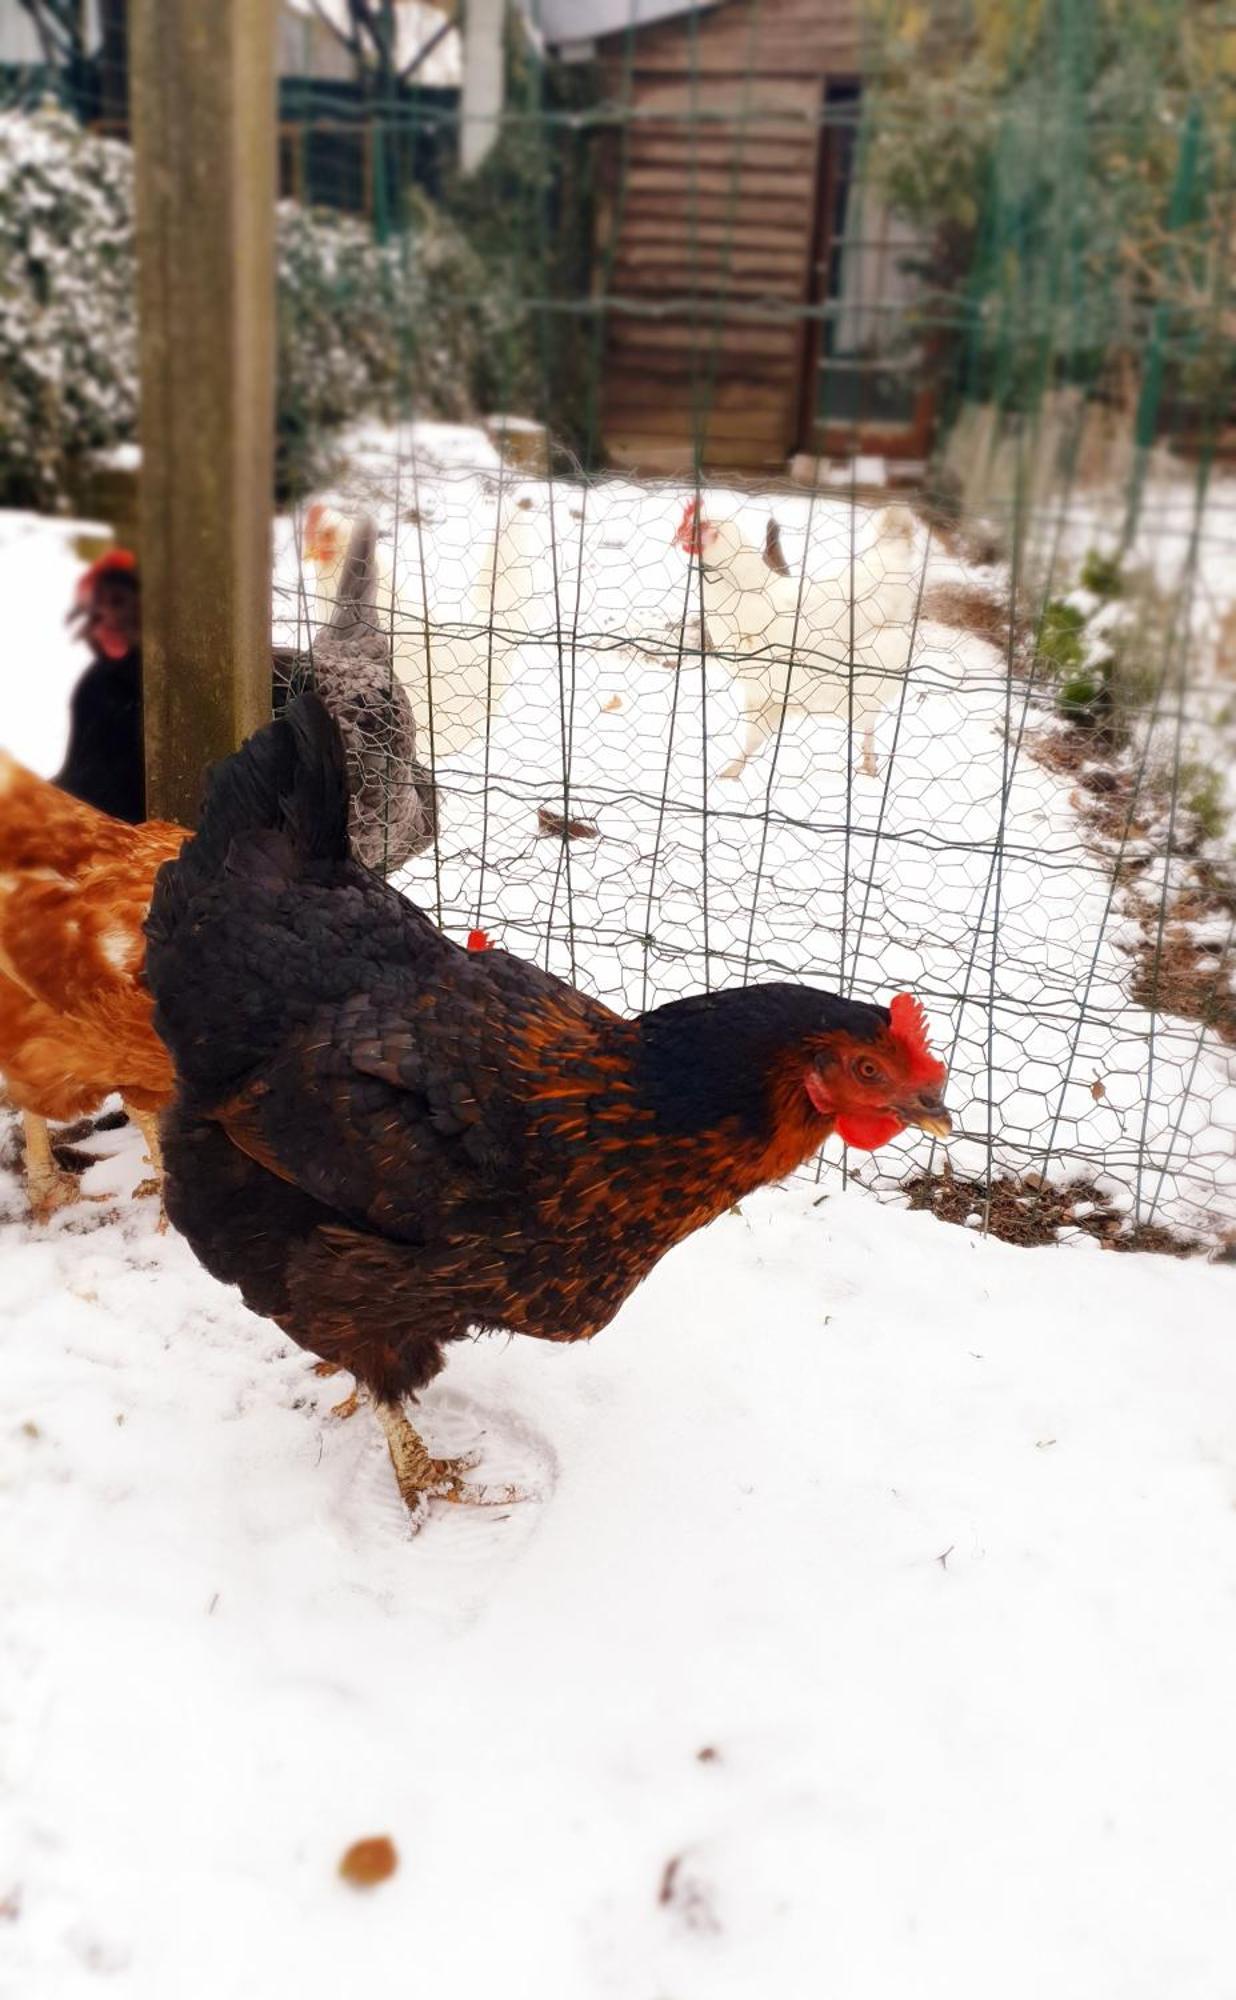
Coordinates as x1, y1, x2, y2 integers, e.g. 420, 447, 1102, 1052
1079, 549, 1124, 599
1177, 760, 1226, 845
1035, 600, 1086, 679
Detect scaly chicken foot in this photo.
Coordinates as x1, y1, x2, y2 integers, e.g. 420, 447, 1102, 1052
125, 1104, 167, 1229
125, 1104, 165, 1208
22, 1112, 106, 1224
372, 1396, 519, 1520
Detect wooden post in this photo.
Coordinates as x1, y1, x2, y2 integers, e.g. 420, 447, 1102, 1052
129, 0, 277, 825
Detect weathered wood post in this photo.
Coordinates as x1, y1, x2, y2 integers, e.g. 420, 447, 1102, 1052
129, 0, 277, 825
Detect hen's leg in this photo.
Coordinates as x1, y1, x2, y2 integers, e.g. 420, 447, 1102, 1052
22, 1112, 84, 1223
126, 1104, 167, 1229
373, 1397, 517, 1519
720, 697, 776, 783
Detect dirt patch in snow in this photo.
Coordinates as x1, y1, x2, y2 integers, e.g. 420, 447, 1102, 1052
924, 580, 1020, 653
1031, 720, 1236, 1051
905, 1167, 1205, 1257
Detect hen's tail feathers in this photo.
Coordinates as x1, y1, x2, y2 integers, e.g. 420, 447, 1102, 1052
871, 503, 918, 552
147, 695, 350, 942
327, 514, 381, 640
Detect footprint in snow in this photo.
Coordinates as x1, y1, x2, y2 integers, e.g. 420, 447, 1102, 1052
332, 1388, 559, 1623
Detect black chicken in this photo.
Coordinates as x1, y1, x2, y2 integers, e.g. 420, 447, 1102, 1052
145, 697, 953, 1525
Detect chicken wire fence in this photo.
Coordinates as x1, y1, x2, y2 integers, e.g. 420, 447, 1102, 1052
6, 0, 1236, 1245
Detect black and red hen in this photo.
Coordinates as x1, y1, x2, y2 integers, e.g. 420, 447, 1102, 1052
145, 696, 951, 1520
57, 549, 145, 823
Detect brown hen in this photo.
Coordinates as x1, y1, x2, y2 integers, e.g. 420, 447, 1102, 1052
0, 752, 187, 1219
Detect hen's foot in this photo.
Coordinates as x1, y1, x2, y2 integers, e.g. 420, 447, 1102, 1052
22, 1113, 105, 1224
29, 1165, 91, 1224
126, 1105, 165, 1208
330, 1386, 361, 1422
312, 1360, 342, 1378
373, 1398, 517, 1519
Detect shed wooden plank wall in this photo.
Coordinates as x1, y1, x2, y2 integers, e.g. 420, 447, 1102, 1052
595, 0, 859, 475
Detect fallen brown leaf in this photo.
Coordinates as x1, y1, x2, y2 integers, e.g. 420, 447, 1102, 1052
339, 1836, 399, 1889
537, 807, 599, 841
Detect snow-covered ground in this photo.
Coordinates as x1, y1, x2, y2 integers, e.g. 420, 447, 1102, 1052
2, 447, 1236, 1997
3, 1151, 1236, 1999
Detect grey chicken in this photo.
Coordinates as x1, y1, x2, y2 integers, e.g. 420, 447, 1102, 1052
274, 515, 437, 872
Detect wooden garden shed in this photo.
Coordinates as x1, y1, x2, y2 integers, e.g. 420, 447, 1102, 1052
540, 0, 934, 477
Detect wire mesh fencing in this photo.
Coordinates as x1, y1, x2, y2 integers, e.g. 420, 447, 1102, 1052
273, 430, 1235, 1249
260, 0, 1234, 1251
4, 0, 1234, 1247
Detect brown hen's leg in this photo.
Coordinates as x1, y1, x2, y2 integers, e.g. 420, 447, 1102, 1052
23, 1113, 88, 1223
373, 1397, 508, 1518
127, 1105, 165, 1215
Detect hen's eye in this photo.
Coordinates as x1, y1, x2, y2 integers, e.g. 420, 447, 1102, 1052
853, 1057, 883, 1084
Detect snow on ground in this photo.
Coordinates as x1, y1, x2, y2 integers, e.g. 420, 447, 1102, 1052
2, 1149, 1236, 1999
0, 509, 109, 778
2, 440, 1236, 1995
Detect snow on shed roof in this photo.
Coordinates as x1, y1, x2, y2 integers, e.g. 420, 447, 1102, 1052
520, 0, 722, 47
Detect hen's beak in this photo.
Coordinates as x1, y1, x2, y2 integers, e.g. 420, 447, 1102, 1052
905, 1092, 952, 1139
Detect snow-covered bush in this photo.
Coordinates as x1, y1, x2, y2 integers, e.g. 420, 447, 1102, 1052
0, 107, 506, 509
275, 187, 512, 489
0, 107, 137, 508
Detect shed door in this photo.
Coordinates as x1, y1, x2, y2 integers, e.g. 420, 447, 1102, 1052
801, 81, 935, 460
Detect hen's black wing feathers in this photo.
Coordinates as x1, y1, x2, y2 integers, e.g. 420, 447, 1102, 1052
147, 696, 615, 1238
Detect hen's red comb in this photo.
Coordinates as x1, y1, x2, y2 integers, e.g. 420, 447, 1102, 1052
888, 992, 946, 1085
75, 547, 137, 604
673, 496, 703, 551
467, 928, 490, 952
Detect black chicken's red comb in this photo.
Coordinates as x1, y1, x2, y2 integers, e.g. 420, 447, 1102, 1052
467, 928, 490, 952
888, 992, 946, 1084
75, 547, 137, 604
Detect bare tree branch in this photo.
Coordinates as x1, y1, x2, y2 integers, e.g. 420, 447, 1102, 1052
302, 1, 458, 99
15, 0, 79, 68
400, 17, 452, 82
306, 0, 364, 65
